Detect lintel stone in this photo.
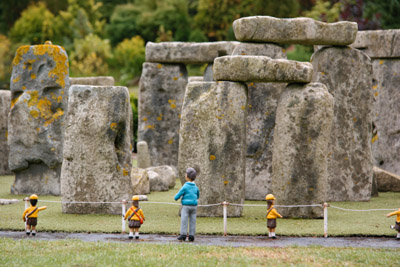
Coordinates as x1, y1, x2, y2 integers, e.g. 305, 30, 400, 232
351, 30, 400, 58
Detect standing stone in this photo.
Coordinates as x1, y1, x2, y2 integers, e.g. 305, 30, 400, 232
371, 59, 400, 176
131, 167, 150, 195
138, 63, 188, 168
233, 16, 357, 45
179, 81, 247, 217
231, 43, 287, 200
69, 76, 115, 86
0, 90, 12, 175
9, 43, 69, 195
137, 141, 151, 169
203, 64, 214, 82
351, 30, 400, 58
272, 83, 333, 218
311, 46, 374, 201
61, 85, 132, 214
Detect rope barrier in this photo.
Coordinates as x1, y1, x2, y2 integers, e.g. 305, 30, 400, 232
229, 203, 323, 208
329, 205, 395, 212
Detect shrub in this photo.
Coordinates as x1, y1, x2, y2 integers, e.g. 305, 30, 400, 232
0, 34, 12, 88
114, 36, 145, 81
70, 34, 111, 76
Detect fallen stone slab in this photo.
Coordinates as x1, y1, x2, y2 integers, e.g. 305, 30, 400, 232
9, 43, 70, 195
179, 81, 246, 217
0, 199, 19, 205
373, 166, 400, 192
233, 16, 357, 45
61, 85, 132, 215
0, 90, 12, 175
312, 46, 374, 201
70, 76, 115, 86
145, 41, 239, 64
351, 30, 400, 59
146, 165, 177, 190
131, 167, 150, 195
272, 83, 333, 218
188, 76, 203, 82
147, 170, 169, 191
213, 56, 313, 83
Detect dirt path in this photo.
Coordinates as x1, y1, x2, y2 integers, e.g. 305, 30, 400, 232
1, 231, 399, 248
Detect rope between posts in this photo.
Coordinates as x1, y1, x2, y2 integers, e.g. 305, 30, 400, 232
329, 205, 395, 212
229, 203, 323, 208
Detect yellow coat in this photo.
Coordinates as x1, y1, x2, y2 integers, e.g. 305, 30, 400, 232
388, 209, 400, 222
266, 206, 283, 219
22, 205, 47, 221
124, 206, 145, 221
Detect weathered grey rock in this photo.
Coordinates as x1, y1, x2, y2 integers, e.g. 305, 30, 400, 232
233, 16, 357, 45
311, 46, 374, 201
138, 63, 188, 168
203, 64, 214, 82
61, 85, 132, 214
188, 76, 203, 82
351, 30, 400, 59
373, 166, 400, 192
9, 43, 69, 195
213, 56, 313, 83
131, 167, 150, 195
137, 141, 151, 169
0, 90, 12, 175
0, 199, 18, 205
145, 41, 239, 64
271, 83, 333, 218
147, 170, 169, 191
371, 174, 379, 197
370, 59, 400, 176
231, 43, 287, 200
146, 165, 177, 189
178, 81, 247, 217
69, 76, 115, 86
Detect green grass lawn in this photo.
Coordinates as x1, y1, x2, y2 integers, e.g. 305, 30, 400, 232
1, 238, 399, 266
0, 175, 399, 236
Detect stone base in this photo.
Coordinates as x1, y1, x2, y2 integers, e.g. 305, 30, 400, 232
10, 163, 60, 195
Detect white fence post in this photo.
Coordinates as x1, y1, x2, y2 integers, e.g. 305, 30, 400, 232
121, 199, 127, 234
24, 197, 29, 229
222, 201, 228, 236
323, 203, 329, 238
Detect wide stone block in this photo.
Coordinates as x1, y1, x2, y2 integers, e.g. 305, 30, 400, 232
370, 59, 400, 176
233, 16, 357, 45
145, 41, 239, 64
311, 46, 374, 201
231, 43, 287, 200
373, 166, 400, 192
351, 30, 400, 58
69, 76, 115, 86
0, 90, 11, 175
213, 56, 313, 83
146, 165, 177, 190
61, 85, 132, 214
138, 63, 188, 168
271, 83, 333, 218
131, 167, 150, 195
178, 81, 246, 217
9, 43, 69, 195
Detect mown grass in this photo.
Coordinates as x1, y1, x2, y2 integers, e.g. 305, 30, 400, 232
1, 238, 399, 266
0, 175, 399, 236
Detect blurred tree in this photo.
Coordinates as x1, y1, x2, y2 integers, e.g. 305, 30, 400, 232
106, 4, 140, 45
96, 0, 131, 23
363, 0, 400, 29
0, 34, 12, 87
303, 0, 341, 22
70, 33, 111, 76
194, 0, 300, 41
9, 2, 64, 45
114, 36, 145, 81
188, 29, 208, 42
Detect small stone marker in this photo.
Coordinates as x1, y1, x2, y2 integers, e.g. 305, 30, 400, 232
312, 46, 374, 201
213, 56, 313, 83
61, 85, 132, 214
137, 141, 151, 169
138, 63, 188, 168
272, 83, 334, 218
179, 81, 246, 217
145, 41, 239, 64
9, 42, 69, 195
0, 90, 12, 175
233, 16, 358, 45
69, 76, 115, 86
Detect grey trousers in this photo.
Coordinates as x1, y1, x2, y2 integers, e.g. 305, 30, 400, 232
180, 205, 197, 236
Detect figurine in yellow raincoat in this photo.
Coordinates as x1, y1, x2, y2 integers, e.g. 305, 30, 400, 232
265, 194, 283, 239
22, 194, 47, 236
124, 195, 145, 239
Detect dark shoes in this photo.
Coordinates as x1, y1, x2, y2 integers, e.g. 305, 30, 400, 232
189, 235, 195, 242
129, 236, 133, 239
26, 232, 30, 236
177, 235, 187, 241
32, 232, 36, 236
135, 236, 139, 239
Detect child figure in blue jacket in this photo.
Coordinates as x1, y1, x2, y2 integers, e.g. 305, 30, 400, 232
174, 167, 200, 242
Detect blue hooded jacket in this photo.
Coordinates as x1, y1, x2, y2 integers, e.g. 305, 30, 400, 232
174, 182, 200, 206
